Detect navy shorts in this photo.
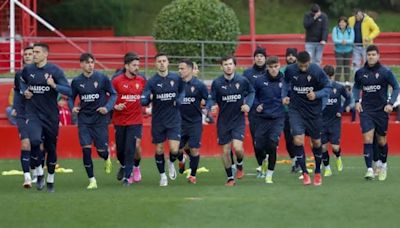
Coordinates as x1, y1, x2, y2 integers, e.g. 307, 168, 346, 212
254, 116, 285, 147
180, 123, 202, 149
27, 117, 58, 153
16, 117, 29, 140
360, 111, 389, 136
152, 123, 181, 144
217, 122, 245, 145
289, 109, 322, 140
78, 124, 109, 149
321, 119, 341, 145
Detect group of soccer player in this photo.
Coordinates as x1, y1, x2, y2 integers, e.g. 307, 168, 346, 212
13, 42, 398, 191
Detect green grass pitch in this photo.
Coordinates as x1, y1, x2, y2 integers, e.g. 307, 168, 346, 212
1, 156, 400, 227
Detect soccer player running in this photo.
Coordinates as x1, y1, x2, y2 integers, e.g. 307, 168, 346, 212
321, 65, 351, 177
21, 43, 71, 192
210, 56, 255, 186
177, 59, 209, 184
242, 46, 267, 178
70, 53, 116, 189
282, 51, 331, 186
141, 53, 185, 187
253, 56, 285, 184
353, 45, 399, 181
112, 53, 146, 186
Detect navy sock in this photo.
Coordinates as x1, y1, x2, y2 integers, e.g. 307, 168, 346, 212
190, 155, 200, 176
236, 156, 243, 170
83, 148, 94, 178
267, 151, 277, 171
333, 148, 341, 158
255, 148, 264, 166
230, 150, 235, 165
322, 151, 330, 166
312, 146, 322, 174
133, 158, 141, 167
97, 149, 109, 160
169, 152, 178, 163
364, 144, 373, 168
177, 152, 184, 162
294, 145, 308, 173
47, 152, 57, 175
20, 150, 30, 173
29, 154, 36, 170
155, 154, 165, 174
379, 144, 388, 163
225, 167, 233, 179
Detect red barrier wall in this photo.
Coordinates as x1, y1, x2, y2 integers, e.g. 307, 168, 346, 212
1, 120, 400, 159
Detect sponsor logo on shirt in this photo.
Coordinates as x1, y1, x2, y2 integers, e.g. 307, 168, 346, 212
222, 94, 242, 103
29, 85, 51, 94
156, 92, 176, 101
121, 94, 141, 102
293, 86, 314, 94
182, 96, 196, 104
80, 93, 100, 102
363, 85, 381, 93
327, 98, 338, 105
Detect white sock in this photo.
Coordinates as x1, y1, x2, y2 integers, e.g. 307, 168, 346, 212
381, 162, 387, 169
367, 167, 373, 172
47, 173, 55, 183
325, 165, 331, 170
161, 173, 167, 178
36, 165, 44, 176
291, 157, 296, 166
266, 170, 274, 177
24, 172, 31, 180
89, 177, 96, 182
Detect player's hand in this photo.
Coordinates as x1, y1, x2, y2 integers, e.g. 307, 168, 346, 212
282, 97, 290, 105
241, 104, 250, 113
97, 107, 108, 115
384, 104, 393, 113
336, 112, 342, 117
24, 89, 33, 99
355, 103, 363, 113
307, 91, 316, 100
320, 40, 326, 45
211, 105, 218, 114
256, 104, 263, 113
341, 40, 347, 45
72, 106, 80, 114
11, 109, 17, 117
46, 75, 56, 89
114, 103, 126, 111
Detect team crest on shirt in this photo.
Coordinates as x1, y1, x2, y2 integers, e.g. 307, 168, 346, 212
235, 82, 240, 89
135, 83, 140, 90
333, 88, 337, 94
375, 73, 380, 79
44, 73, 50, 79
94, 81, 98, 88
170, 80, 174, 87
191, 86, 195, 93
279, 82, 282, 88
123, 84, 128, 89
307, 75, 311, 82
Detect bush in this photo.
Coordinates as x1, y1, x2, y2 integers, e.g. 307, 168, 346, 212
152, 0, 241, 63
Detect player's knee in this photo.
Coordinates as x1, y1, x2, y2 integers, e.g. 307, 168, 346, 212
21, 139, 31, 151
331, 144, 340, 151
292, 137, 303, 146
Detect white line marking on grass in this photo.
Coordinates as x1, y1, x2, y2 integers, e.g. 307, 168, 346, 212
184, 197, 203, 201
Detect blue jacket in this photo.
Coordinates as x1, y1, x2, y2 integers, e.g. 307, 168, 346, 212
332, 26, 354, 53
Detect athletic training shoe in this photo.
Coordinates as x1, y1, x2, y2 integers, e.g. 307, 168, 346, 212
31, 173, 38, 184
187, 175, 197, 184
364, 169, 374, 180
225, 178, 235, 186
168, 161, 177, 180
302, 173, 311, 185
46, 182, 55, 193
122, 178, 130, 187
87, 180, 98, 190
36, 175, 45, 191
116, 167, 124, 181
324, 168, 332, 177
178, 155, 186, 174
265, 176, 273, 184
236, 168, 244, 179
378, 167, 387, 181
336, 157, 343, 172
23, 178, 32, 189
105, 156, 112, 174
160, 174, 168, 187
314, 173, 322, 186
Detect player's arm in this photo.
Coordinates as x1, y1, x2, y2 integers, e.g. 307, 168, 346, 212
102, 77, 117, 113
386, 69, 400, 106
200, 82, 212, 112
176, 77, 186, 106
282, 70, 291, 104
69, 79, 80, 113
352, 72, 363, 112
340, 86, 351, 113
140, 79, 152, 106
314, 70, 332, 99
50, 68, 72, 96
243, 79, 255, 109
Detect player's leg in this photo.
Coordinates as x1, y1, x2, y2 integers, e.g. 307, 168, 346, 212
360, 112, 375, 180
152, 125, 167, 186
114, 125, 126, 181
92, 125, 112, 174
79, 125, 96, 189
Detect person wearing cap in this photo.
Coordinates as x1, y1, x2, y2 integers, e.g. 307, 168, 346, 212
303, 3, 329, 66
242, 46, 267, 178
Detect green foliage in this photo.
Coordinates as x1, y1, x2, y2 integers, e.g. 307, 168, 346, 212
152, 0, 240, 62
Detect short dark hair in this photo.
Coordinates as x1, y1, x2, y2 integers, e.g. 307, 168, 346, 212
124, 52, 140, 64
311, 4, 320, 13
179, 58, 193, 69
338, 16, 348, 25
366, 45, 380, 54
266, 56, 279, 65
297, 51, 311, 63
23, 46, 33, 52
33, 43, 49, 52
79, 53, 95, 62
155, 52, 168, 59
323, 65, 335, 77
220, 55, 236, 65
354, 8, 363, 15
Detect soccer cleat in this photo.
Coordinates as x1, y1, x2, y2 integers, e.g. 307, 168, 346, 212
178, 155, 186, 174
160, 175, 168, 187
336, 157, 343, 172
314, 173, 322, 186
36, 175, 45, 191
187, 175, 197, 184
364, 169, 374, 180
302, 173, 311, 185
265, 176, 273, 184
122, 178, 130, 187
46, 183, 55, 193
225, 178, 235, 186
324, 168, 332, 177
168, 161, 177, 180
105, 156, 112, 174
23, 178, 32, 189
87, 180, 98, 190
236, 168, 244, 179
116, 167, 124, 181
378, 167, 387, 181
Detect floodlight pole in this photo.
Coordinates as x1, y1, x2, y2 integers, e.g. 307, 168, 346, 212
249, 0, 256, 52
